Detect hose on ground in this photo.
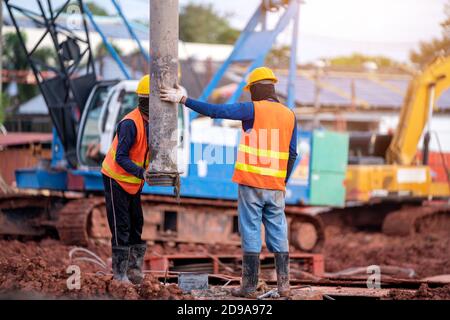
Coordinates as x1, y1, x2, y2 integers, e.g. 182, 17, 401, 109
69, 247, 108, 270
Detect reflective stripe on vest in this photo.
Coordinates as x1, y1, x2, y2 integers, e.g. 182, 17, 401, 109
232, 100, 295, 191
235, 162, 287, 178
102, 161, 142, 184
238, 144, 289, 160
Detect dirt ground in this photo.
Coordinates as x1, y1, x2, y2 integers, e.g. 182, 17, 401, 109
0, 225, 449, 299
0, 239, 189, 300
323, 226, 450, 278
389, 283, 450, 300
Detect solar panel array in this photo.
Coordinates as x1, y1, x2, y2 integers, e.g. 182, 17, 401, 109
277, 74, 450, 110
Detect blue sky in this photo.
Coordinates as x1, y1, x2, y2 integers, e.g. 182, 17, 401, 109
6, 0, 447, 63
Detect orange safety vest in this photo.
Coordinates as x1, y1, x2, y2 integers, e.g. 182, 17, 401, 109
101, 108, 150, 194
232, 100, 295, 191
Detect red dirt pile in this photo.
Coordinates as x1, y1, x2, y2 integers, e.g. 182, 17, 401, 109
0, 240, 188, 299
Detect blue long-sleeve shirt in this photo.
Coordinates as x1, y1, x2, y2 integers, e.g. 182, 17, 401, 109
115, 119, 149, 180
185, 98, 298, 182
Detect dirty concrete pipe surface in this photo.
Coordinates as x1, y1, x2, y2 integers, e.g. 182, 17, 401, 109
148, 0, 179, 186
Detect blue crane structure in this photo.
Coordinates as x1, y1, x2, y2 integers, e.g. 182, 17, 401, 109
1, 0, 348, 251
198, 0, 301, 112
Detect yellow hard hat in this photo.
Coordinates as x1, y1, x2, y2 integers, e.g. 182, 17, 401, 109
244, 67, 278, 91
136, 74, 150, 96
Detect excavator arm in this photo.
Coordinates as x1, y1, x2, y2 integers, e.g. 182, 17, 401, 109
386, 56, 450, 165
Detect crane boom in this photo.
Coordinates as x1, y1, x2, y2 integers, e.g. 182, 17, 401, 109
4, 0, 97, 167
386, 56, 450, 165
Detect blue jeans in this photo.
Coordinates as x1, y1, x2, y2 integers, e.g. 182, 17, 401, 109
238, 184, 289, 253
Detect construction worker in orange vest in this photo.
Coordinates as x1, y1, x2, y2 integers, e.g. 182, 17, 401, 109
101, 75, 150, 284
160, 67, 298, 298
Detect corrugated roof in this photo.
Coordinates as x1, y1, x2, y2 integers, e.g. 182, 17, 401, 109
0, 133, 52, 147
277, 72, 450, 109
17, 65, 450, 114
17, 56, 139, 115
18, 94, 47, 115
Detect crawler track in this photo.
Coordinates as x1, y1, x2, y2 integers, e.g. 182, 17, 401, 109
0, 192, 325, 252
382, 202, 450, 236
57, 197, 104, 246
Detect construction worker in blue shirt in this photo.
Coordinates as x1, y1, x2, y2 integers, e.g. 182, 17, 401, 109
160, 67, 298, 298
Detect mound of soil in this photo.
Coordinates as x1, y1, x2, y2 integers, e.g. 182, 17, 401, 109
389, 284, 450, 300
0, 240, 188, 299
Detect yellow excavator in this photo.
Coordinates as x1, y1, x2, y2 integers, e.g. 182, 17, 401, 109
345, 55, 450, 236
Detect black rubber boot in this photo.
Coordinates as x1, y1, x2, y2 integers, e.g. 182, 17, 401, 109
112, 246, 131, 282
274, 252, 290, 297
231, 252, 260, 298
127, 243, 147, 285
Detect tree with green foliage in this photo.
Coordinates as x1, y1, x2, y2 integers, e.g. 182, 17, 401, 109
85, 2, 109, 16
179, 3, 239, 44
95, 42, 123, 58
58, 1, 109, 16
328, 53, 400, 68
0, 93, 7, 126
410, 1, 450, 67
266, 45, 291, 68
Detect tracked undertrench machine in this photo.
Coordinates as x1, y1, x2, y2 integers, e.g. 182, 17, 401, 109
1, 0, 449, 252
1, 0, 328, 252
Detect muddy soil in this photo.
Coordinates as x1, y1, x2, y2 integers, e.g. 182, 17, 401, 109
323, 226, 450, 278
0, 225, 449, 299
389, 284, 450, 300
0, 239, 188, 299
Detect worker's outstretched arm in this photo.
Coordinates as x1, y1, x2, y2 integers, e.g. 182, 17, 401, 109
160, 87, 253, 121
285, 115, 298, 184
115, 120, 145, 179
184, 98, 254, 121
160, 86, 299, 183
